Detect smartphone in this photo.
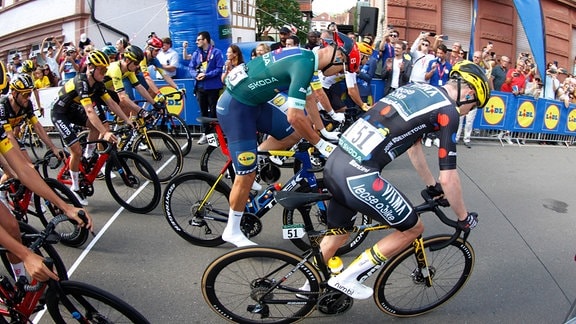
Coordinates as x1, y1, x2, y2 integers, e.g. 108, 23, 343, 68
387, 25, 394, 29
429, 32, 437, 37
441, 35, 449, 40
553, 60, 558, 67
512, 85, 519, 92
488, 41, 493, 45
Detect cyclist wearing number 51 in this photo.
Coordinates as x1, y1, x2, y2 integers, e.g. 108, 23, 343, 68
217, 32, 359, 247
0, 62, 92, 282
319, 60, 489, 299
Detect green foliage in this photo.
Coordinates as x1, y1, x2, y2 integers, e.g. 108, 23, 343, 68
255, 0, 309, 42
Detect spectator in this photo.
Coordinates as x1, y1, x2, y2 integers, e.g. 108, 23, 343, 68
378, 27, 398, 71
425, 44, 452, 86
382, 41, 412, 96
455, 51, 485, 148
270, 27, 292, 51
327, 22, 337, 32
221, 44, 244, 83
448, 42, 463, 66
59, 45, 80, 84
525, 77, 543, 98
188, 31, 224, 145
541, 63, 560, 100
409, 32, 435, 83
285, 35, 300, 47
115, 37, 129, 60
156, 37, 179, 78
40, 37, 61, 84
356, 41, 378, 104
255, 43, 271, 57
78, 45, 94, 73
501, 58, 526, 95
250, 48, 257, 60
32, 67, 50, 89
492, 55, 510, 91
304, 31, 320, 50
42, 64, 59, 87
347, 32, 356, 42
8, 54, 22, 76
77, 33, 93, 51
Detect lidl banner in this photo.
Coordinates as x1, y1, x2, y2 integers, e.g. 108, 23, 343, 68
473, 91, 576, 136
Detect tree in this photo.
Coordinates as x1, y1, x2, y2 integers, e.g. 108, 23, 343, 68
255, 0, 308, 42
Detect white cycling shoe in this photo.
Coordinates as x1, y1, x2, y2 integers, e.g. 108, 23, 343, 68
327, 276, 373, 300
222, 229, 257, 247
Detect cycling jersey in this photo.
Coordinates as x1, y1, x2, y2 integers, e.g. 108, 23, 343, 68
139, 55, 165, 79
103, 61, 140, 93
323, 82, 461, 230
0, 96, 37, 133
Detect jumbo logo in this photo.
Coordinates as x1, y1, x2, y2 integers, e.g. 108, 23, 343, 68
159, 86, 184, 115
567, 109, 576, 132
217, 0, 230, 18
237, 152, 256, 166
483, 96, 505, 125
516, 100, 535, 128
544, 104, 560, 130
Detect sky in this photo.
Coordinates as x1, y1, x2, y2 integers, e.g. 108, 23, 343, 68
312, 0, 358, 15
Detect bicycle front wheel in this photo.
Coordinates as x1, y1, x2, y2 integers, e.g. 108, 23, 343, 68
163, 171, 231, 246
156, 113, 193, 157
106, 151, 161, 214
46, 280, 149, 323
373, 235, 475, 317
202, 247, 321, 323
133, 130, 183, 182
34, 178, 89, 248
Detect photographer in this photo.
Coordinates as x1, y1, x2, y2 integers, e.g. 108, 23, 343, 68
542, 62, 560, 100
58, 44, 80, 84
501, 57, 527, 95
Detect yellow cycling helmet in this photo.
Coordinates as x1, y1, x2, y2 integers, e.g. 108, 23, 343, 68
87, 50, 110, 67
449, 60, 490, 108
21, 59, 35, 73
0, 62, 7, 91
10, 74, 35, 93
356, 42, 373, 56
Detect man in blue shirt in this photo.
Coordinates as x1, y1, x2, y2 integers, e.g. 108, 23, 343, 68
425, 44, 452, 86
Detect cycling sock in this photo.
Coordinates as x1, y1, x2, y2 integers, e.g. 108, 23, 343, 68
70, 170, 80, 191
224, 209, 244, 235
338, 244, 387, 283
11, 262, 25, 280
84, 144, 96, 159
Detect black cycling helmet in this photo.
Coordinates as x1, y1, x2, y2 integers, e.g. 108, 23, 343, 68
0, 62, 7, 91
450, 60, 491, 108
123, 45, 144, 63
10, 74, 35, 93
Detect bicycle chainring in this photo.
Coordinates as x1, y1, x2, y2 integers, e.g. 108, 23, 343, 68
240, 213, 262, 238
317, 290, 354, 315
79, 180, 94, 197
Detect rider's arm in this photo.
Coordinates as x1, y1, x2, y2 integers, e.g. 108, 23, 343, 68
118, 90, 146, 114
134, 84, 157, 106
344, 72, 364, 107
155, 69, 179, 89
407, 140, 437, 187
103, 96, 132, 124
439, 169, 468, 221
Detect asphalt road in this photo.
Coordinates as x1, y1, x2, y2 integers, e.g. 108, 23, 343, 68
25, 139, 576, 323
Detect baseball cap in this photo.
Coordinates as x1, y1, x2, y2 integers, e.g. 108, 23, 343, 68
80, 33, 87, 42
279, 27, 292, 34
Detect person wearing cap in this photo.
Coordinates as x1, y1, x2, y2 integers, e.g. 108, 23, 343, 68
270, 26, 292, 51
78, 33, 93, 51
216, 30, 359, 247
40, 36, 61, 84
8, 54, 22, 75
59, 45, 80, 84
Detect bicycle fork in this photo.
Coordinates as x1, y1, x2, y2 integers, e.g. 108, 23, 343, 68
411, 236, 434, 287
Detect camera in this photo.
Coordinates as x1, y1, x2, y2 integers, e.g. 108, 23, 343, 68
429, 32, 437, 37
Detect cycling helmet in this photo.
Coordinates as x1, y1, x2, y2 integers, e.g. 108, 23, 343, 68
449, 60, 491, 108
0, 62, 7, 91
356, 42, 373, 56
21, 60, 35, 73
334, 32, 361, 72
123, 45, 144, 63
147, 36, 163, 49
10, 74, 34, 93
101, 45, 118, 57
87, 50, 110, 67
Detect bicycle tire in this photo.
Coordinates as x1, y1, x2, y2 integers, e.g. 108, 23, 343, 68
26, 126, 48, 161
46, 280, 149, 323
153, 113, 193, 157
0, 221, 68, 280
202, 247, 321, 323
33, 178, 89, 248
373, 234, 475, 317
200, 145, 233, 185
282, 178, 371, 255
163, 171, 231, 246
105, 151, 161, 214
133, 129, 183, 183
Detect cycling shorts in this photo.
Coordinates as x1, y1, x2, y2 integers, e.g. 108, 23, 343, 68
216, 91, 294, 174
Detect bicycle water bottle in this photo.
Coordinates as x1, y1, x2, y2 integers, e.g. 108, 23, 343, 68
256, 183, 282, 208
327, 256, 344, 276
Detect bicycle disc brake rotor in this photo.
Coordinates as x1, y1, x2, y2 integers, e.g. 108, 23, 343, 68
240, 213, 262, 238
411, 266, 436, 284
317, 290, 354, 315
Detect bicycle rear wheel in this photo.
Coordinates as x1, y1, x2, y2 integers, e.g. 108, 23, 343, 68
34, 178, 89, 248
105, 151, 161, 214
163, 171, 231, 246
154, 113, 193, 157
133, 130, 183, 183
282, 178, 371, 255
202, 247, 321, 323
200, 145, 233, 185
373, 235, 475, 317
46, 280, 149, 323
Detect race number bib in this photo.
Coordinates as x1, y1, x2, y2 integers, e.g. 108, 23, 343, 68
227, 64, 248, 87
339, 118, 386, 161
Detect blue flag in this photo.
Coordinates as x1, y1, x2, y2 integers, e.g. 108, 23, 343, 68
513, 0, 546, 81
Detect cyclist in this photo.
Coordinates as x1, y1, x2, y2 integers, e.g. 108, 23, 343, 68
51, 50, 133, 205
0, 74, 65, 203
101, 45, 118, 62
217, 31, 359, 247
319, 60, 489, 299
0, 61, 92, 282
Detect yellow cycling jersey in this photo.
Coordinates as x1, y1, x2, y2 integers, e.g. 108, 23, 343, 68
139, 55, 166, 79
103, 61, 140, 92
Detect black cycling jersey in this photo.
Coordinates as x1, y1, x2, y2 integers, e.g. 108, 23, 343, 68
52, 74, 110, 114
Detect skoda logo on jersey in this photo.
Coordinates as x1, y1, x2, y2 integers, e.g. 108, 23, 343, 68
248, 77, 279, 90
237, 152, 256, 166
